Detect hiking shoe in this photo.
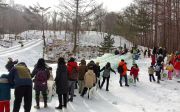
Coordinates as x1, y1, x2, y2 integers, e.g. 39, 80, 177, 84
44, 104, 48, 108
125, 85, 129, 87
68, 98, 73, 102
34, 105, 40, 109
55, 106, 62, 109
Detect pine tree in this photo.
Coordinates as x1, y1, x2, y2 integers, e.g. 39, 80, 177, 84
100, 34, 115, 53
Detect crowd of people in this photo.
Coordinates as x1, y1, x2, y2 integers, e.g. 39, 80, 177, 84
0, 47, 180, 112
149, 47, 180, 83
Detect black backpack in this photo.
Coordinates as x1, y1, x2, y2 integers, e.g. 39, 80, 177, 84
117, 65, 124, 74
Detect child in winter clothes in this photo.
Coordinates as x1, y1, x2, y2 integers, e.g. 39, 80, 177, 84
148, 64, 156, 82
0, 75, 11, 112
166, 62, 174, 80
130, 64, 139, 84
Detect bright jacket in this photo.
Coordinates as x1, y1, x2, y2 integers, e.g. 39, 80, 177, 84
130, 67, 139, 78
166, 64, 174, 72
118, 61, 128, 76
67, 62, 78, 81
84, 70, 96, 88
174, 61, 180, 70
0, 78, 11, 101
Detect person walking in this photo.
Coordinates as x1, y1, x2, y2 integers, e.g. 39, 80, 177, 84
100, 62, 116, 91
67, 57, 78, 102
130, 64, 139, 84
55, 57, 69, 109
32, 58, 50, 109
118, 59, 129, 87
81, 66, 96, 97
78, 59, 87, 94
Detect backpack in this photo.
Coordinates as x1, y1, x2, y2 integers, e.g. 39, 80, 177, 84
35, 70, 48, 91
69, 67, 78, 80
103, 68, 110, 78
157, 55, 163, 62
117, 65, 124, 74
155, 65, 161, 72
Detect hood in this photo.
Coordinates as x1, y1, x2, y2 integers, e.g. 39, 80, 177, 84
86, 70, 94, 75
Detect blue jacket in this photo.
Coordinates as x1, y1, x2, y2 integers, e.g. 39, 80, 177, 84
8, 64, 32, 88
0, 78, 11, 101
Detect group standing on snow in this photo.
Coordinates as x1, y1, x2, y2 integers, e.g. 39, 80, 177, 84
0, 46, 180, 112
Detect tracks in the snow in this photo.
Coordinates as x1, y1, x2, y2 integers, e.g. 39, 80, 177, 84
0, 39, 42, 56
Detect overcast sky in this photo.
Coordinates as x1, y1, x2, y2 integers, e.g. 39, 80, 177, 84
12, 0, 133, 12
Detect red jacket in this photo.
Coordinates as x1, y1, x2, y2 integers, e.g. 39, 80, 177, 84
67, 62, 78, 80
151, 55, 156, 65
130, 67, 139, 78
174, 61, 180, 70
118, 61, 128, 76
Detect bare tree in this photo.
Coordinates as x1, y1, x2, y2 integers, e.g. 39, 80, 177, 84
29, 3, 51, 58
58, 0, 103, 55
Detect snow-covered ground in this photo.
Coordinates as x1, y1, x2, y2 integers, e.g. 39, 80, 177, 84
0, 31, 180, 112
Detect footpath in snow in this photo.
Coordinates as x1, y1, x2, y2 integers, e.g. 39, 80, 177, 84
0, 31, 179, 112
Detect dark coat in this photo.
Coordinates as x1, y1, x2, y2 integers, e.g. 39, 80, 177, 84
78, 65, 87, 80
96, 65, 101, 78
5, 60, 18, 72
55, 65, 69, 95
31, 67, 50, 91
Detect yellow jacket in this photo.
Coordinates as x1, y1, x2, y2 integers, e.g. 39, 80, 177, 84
166, 64, 174, 72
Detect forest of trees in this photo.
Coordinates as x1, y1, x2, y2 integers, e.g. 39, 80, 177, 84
0, 0, 179, 53
116, 0, 180, 53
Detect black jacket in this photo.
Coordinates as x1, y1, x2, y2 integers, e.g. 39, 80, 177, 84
55, 65, 68, 95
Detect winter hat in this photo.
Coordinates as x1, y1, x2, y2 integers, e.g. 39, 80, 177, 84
69, 57, 75, 62
58, 57, 66, 65
81, 59, 86, 65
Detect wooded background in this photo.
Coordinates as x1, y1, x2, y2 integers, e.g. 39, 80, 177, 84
0, 0, 179, 53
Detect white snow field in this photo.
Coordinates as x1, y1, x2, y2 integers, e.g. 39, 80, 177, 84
0, 31, 180, 112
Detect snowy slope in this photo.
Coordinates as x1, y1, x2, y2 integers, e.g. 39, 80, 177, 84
8, 54, 180, 112
0, 31, 180, 112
